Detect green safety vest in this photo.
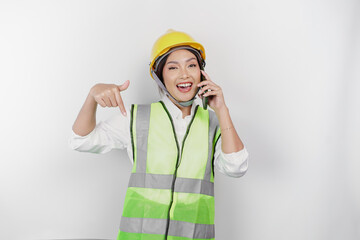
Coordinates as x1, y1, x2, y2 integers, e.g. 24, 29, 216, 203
117, 101, 221, 240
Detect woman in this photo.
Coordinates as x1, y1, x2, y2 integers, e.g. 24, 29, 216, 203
69, 29, 249, 240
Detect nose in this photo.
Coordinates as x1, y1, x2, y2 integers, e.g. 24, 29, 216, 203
180, 66, 189, 79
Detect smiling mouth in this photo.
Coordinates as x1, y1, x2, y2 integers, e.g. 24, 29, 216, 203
176, 82, 193, 93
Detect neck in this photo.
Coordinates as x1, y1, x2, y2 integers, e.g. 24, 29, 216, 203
167, 95, 192, 118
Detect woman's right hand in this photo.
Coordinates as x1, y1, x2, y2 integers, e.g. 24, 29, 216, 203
89, 80, 130, 116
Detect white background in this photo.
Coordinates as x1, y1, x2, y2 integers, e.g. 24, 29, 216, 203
0, 0, 359, 239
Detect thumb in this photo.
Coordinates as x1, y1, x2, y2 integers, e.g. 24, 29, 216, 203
118, 80, 130, 91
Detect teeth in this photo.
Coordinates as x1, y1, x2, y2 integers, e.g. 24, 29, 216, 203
177, 83, 192, 87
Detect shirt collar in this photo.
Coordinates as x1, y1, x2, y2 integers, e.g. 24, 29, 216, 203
160, 94, 201, 120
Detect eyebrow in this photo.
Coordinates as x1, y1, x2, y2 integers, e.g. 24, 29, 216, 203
166, 57, 197, 65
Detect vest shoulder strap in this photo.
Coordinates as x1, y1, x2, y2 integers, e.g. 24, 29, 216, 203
130, 103, 152, 169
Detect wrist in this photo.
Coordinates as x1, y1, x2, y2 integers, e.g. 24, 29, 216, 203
86, 91, 97, 106
89, 85, 97, 98
215, 106, 229, 118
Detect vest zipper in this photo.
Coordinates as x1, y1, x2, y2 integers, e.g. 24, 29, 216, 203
177, 105, 199, 167
159, 101, 199, 239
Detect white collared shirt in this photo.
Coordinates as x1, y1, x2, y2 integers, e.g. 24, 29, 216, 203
68, 95, 248, 178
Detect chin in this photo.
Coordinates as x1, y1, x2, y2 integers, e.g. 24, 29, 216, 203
177, 92, 197, 102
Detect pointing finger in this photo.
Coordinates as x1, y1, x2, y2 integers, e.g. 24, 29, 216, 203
115, 89, 126, 116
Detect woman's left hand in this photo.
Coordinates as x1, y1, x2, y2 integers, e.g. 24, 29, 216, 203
197, 70, 227, 114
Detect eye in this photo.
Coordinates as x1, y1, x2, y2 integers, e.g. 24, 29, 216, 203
168, 66, 177, 70
189, 63, 197, 67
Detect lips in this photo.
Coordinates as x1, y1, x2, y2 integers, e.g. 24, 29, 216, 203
176, 82, 193, 93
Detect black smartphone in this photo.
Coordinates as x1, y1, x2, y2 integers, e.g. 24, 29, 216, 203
200, 64, 208, 110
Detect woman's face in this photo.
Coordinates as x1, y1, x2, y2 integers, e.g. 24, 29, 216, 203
162, 49, 201, 103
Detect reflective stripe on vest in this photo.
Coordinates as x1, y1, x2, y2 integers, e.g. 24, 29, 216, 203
117, 101, 221, 240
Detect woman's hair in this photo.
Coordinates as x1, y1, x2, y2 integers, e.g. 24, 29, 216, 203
154, 47, 203, 96
155, 54, 170, 85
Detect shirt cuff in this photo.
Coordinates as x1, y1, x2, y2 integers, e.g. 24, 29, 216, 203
218, 147, 249, 178
221, 147, 248, 161
71, 128, 95, 138
68, 128, 96, 151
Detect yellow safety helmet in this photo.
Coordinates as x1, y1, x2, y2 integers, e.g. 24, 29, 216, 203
149, 29, 206, 80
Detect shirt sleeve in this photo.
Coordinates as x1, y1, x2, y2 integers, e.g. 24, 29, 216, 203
214, 137, 249, 178
68, 106, 132, 156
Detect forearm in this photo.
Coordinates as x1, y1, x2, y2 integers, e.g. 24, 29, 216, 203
72, 92, 98, 136
215, 107, 244, 154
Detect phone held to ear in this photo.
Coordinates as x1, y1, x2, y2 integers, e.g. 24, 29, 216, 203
200, 65, 208, 110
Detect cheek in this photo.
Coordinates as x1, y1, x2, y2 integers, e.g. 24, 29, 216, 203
163, 71, 176, 83
163, 72, 175, 87
162, 70, 169, 85
193, 70, 201, 82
